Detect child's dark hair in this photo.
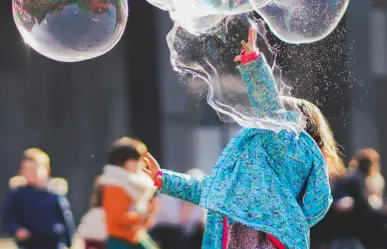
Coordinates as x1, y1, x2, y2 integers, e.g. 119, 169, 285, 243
107, 145, 141, 167
107, 137, 147, 167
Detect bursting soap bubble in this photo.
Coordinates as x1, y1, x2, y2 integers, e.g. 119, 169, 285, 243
147, 0, 350, 44
13, 0, 128, 62
142, 0, 350, 131
168, 14, 304, 132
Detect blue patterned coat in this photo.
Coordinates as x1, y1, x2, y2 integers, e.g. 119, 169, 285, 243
160, 55, 332, 249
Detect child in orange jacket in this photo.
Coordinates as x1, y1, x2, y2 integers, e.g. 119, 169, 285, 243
100, 137, 159, 249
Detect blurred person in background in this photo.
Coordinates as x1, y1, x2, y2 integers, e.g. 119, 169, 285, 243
150, 168, 207, 249
344, 148, 386, 249
8, 148, 69, 195
309, 158, 347, 249
350, 149, 384, 209
149, 194, 186, 249
2, 148, 75, 249
100, 137, 159, 249
78, 176, 106, 249
319, 148, 387, 249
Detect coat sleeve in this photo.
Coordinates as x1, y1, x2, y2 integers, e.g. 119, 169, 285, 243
57, 195, 76, 248
237, 54, 296, 121
2, 191, 22, 235
299, 148, 333, 227
160, 169, 207, 205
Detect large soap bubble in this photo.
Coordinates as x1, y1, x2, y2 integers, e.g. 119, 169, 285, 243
147, 0, 349, 44
169, 14, 303, 132
13, 0, 128, 62
256, 0, 350, 43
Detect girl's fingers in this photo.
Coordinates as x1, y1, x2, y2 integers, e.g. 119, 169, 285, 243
248, 27, 253, 43
248, 27, 257, 46
143, 157, 151, 167
252, 28, 257, 42
241, 40, 248, 51
142, 168, 152, 176
143, 157, 156, 172
144, 153, 160, 170
234, 55, 241, 62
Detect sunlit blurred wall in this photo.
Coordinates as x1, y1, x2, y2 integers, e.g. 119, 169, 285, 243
155, 11, 195, 173
348, 0, 378, 153
369, 0, 387, 174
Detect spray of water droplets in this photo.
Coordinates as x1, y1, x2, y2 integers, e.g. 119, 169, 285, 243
273, 22, 358, 128
168, 15, 305, 133
147, 0, 350, 131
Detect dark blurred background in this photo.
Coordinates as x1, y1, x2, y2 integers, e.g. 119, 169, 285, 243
0, 0, 385, 241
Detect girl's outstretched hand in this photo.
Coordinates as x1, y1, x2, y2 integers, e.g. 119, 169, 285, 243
234, 27, 258, 62
142, 153, 163, 186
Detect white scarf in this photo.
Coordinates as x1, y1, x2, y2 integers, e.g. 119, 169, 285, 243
78, 207, 106, 240
100, 165, 156, 213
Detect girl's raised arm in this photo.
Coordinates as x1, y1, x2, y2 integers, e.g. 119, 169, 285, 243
235, 28, 294, 121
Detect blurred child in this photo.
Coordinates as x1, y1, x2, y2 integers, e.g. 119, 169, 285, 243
2, 148, 75, 249
78, 176, 106, 249
101, 137, 159, 249
9, 148, 68, 195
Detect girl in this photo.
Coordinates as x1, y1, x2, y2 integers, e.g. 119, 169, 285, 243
143, 27, 339, 249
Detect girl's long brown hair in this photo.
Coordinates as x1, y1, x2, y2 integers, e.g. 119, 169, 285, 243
282, 96, 345, 176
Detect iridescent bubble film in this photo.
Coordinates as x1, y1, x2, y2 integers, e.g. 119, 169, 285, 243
168, 15, 303, 132
147, 0, 349, 44
13, 0, 128, 62
256, 0, 350, 44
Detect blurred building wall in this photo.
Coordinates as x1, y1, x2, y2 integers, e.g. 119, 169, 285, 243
155, 11, 195, 173
348, 0, 378, 154
0, 48, 130, 226
0, 1, 131, 229
370, 1, 387, 174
